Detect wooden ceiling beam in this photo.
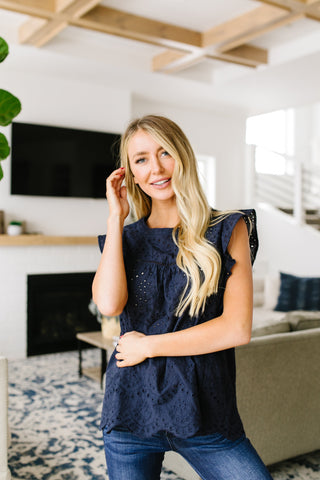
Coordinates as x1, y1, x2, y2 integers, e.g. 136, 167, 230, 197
295, 0, 319, 4
202, 4, 289, 48
2, 0, 320, 74
55, 0, 75, 12
20, 17, 68, 46
2, 2, 202, 50
220, 45, 268, 66
0, 0, 55, 17
257, 0, 320, 20
217, 11, 303, 52
62, 0, 101, 18
19, 0, 102, 47
206, 53, 257, 69
257, 0, 317, 13
0, 0, 95, 15
19, 17, 48, 43
157, 49, 267, 74
152, 51, 206, 73
74, 6, 202, 50
153, 5, 279, 74
153, 44, 268, 74
305, 2, 320, 20
152, 49, 188, 72
256, 0, 301, 12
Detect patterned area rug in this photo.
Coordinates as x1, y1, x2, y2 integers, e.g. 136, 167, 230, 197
7, 350, 320, 480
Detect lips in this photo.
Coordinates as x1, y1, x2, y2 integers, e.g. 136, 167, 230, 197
151, 178, 171, 186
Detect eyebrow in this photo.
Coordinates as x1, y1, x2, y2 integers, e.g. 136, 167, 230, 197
132, 147, 163, 159
132, 151, 148, 158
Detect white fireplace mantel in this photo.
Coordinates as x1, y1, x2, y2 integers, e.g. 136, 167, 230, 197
0, 235, 97, 246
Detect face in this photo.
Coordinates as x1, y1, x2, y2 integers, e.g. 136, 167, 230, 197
127, 129, 176, 203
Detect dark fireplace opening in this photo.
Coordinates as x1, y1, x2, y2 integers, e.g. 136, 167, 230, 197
27, 272, 99, 356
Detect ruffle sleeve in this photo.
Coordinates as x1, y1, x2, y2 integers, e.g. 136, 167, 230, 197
221, 209, 258, 274
98, 234, 106, 253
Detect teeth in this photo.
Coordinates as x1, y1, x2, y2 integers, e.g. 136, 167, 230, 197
153, 179, 169, 185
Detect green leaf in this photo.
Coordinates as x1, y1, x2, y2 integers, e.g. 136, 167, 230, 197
0, 163, 3, 181
0, 37, 9, 63
0, 132, 10, 160
0, 89, 22, 126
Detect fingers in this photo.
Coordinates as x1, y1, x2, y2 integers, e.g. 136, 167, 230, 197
115, 348, 130, 368
116, 359, 129, 368
106, 169, 129, 218
108, 167, 125, 182
115, 340, 123, 357
115, 345, 124, 366
111, 166, 125, 176
106, 167, 125, 193
115, 333, 135, 367
119, 185, 127, 200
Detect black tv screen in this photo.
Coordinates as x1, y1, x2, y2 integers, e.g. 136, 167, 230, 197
11, 122, 121, 198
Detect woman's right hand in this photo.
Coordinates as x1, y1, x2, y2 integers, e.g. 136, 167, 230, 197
106, 167, 130, 221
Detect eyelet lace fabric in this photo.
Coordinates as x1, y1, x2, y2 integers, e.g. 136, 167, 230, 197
98, 209, 258, 440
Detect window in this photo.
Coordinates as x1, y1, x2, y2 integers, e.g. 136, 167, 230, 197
197, 154, 216, 207
246, 109, 295, 175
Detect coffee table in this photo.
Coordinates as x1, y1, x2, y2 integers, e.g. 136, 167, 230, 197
76, 331, 115, 388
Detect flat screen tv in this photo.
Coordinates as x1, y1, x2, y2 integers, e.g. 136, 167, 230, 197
11, 122, 121, 198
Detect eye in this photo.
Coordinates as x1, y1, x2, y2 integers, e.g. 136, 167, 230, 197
161, 150, 170, 157
135, 157, 146, 164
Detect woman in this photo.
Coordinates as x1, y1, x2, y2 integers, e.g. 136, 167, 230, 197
92, 115, 273, 480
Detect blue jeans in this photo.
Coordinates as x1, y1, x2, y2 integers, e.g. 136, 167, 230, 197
103, 427, 273, 480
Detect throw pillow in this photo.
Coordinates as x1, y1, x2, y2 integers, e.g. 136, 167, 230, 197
275, 272, 320, 312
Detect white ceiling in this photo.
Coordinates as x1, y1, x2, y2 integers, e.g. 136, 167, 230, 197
1, 0, 320, 115
100, 0, 257, 31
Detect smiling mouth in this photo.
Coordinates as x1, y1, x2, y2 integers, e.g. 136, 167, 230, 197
151, 178, 171, 186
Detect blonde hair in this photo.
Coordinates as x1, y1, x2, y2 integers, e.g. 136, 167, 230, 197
120, 115, 228, 317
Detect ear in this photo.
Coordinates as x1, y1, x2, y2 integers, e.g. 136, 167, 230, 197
133, 176, 139, 184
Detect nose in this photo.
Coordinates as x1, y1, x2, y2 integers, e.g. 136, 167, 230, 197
150, 155, 164, 174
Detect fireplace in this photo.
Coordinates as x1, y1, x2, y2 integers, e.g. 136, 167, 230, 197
27, 272, 99, 356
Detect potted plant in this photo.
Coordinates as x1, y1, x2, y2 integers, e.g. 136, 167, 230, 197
7, 220, 23, 236
0, 37, 22, 180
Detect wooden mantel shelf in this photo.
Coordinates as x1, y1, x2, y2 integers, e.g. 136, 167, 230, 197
0, 234, 97, 246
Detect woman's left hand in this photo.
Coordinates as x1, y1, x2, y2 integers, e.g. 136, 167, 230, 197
115, 331, 149, 367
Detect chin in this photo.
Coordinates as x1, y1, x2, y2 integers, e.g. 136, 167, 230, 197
152, 192, 175, 202
142, 187, 175, 201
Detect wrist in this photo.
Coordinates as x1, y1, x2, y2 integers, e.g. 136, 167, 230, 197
143, 335, 157, 359
107, 214, 125, 230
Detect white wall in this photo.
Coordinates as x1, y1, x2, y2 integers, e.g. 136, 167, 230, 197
256, 204, 320, 276
0, 69, 131, 235
132, 96, 248, 210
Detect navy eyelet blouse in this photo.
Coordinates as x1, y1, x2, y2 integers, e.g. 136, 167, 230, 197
98, 209, 258, 440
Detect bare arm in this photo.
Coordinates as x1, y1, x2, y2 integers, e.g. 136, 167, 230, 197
115, 218, 253, 366
92, 168, 129, 316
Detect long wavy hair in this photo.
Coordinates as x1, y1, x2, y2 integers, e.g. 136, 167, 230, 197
120, 115, 229, 317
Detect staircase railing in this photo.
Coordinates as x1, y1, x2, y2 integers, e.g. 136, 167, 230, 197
302, 165, 320, 210
246, 145, 320, 230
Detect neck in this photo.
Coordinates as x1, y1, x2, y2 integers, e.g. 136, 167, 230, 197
147, 200, 180, 228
